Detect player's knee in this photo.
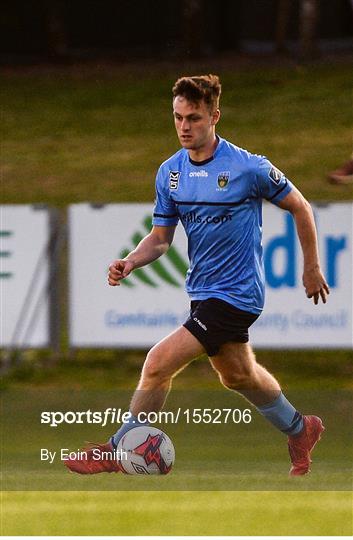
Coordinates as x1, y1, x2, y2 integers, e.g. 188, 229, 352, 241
218, 364, 256, 390
142, 349, 170, 383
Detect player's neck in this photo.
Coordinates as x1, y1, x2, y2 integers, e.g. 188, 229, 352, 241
188, 135, 218, 163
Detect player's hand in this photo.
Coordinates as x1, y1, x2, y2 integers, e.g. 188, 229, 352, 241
302, 266, 330, 305
108, 259, 135, 286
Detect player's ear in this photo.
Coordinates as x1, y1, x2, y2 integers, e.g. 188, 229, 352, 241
211, 109, 220, 125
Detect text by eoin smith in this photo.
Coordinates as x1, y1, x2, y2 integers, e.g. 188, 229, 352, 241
41, 448, 127, 464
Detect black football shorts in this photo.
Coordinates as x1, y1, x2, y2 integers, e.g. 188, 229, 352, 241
183, 297, 259, 357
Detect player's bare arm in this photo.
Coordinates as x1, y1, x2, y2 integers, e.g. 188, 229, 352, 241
278, 189, 330, 304
108, 225, 176, 286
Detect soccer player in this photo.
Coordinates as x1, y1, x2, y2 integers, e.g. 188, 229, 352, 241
65, 74, 329, 476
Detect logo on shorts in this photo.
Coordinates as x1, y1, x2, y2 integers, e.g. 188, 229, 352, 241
169, 171, 180, 190
268, 166, 284, 185
217, 171, 230, 190
193, 317, 207, 331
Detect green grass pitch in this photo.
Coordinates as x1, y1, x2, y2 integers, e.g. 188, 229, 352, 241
2, 491, 352, 536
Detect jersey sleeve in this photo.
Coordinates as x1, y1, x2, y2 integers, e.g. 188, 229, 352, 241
254, 156, 294, 205
152, 166, 179, 226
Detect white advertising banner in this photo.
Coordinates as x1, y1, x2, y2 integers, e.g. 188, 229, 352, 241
1, 205, 50, 347
69, 203, 352, 349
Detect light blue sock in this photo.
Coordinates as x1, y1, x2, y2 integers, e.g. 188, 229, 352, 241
257, 392, 303, 435
111, 412, 149, 449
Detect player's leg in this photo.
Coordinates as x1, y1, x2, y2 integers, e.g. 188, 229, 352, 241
210, 342, 324, 475
209, 342, 281, 405
131, 326, 205, 413
64, 326, 204, 474
112, 326, 205, 445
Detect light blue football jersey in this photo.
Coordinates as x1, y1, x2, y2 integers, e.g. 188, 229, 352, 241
152, 136, 293, 314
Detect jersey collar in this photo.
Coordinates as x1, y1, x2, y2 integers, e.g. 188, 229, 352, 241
188, 135, 222, 166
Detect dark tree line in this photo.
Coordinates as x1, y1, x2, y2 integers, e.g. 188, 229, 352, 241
1, 0, 352, 62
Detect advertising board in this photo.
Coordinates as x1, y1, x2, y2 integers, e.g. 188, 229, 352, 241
69, 203, 352, 349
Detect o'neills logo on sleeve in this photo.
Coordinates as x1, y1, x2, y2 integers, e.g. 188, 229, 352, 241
169, 171, 180, 190
268, 166, 284, 185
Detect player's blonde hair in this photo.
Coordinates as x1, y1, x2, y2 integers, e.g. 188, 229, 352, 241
172, 74, 221, 112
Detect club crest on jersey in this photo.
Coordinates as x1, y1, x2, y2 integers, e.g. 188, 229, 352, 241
269, 166, 284, 185
217, 171, 230, 189
169, 171, 180, 190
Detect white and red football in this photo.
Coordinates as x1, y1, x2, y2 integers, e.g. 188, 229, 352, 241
117, 426, 175, 475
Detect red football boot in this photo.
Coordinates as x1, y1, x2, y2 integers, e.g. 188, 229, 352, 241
288, 415, 325, 476
64, 440, 123, 474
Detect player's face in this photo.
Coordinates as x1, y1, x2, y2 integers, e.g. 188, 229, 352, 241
173, 96, 220, 151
